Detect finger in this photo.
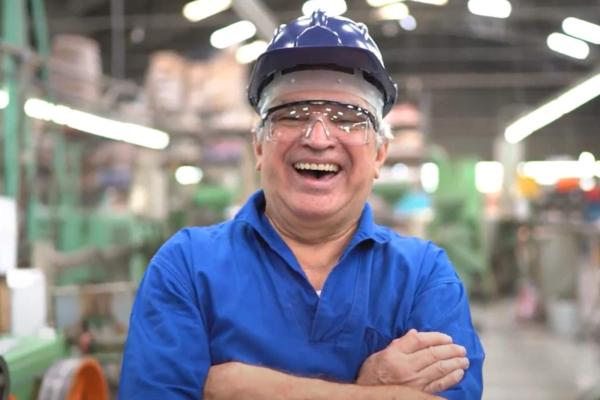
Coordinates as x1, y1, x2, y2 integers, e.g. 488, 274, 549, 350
423, 368, 466, 394
418, 357, 469, 384
411, 344, 467, 371
391, 330, 453, 353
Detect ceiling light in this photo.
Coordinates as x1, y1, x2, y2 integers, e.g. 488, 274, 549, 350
475, 161, 504, 194
580, 178, 596, 191
210, 20, 257, 49
562, 17, 600, 45
410, 0, 447, 5
421, 162, 439, 193
519, 160, 600, 186
579, 151, 596, 180
399, 15, 417, 31
366, 0, 400, 7
175, 166, 203, 185
468, 0, 511, 19
236, 40, 268, 64
302, 0, 347, 16
505, 73, 600, 144
183, 0, 232, 22
547, 32, 590, 59
391, 163, 409, 180
24, 98, 169, 149
0, 89, 8, 109
376, 3, 409, 20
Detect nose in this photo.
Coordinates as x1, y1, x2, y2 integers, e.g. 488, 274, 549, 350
302, 118, 335, 148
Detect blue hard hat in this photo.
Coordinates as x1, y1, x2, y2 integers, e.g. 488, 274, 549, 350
248, 10, 398, 117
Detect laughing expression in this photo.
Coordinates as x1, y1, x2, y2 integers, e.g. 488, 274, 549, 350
254, 90, 388, 226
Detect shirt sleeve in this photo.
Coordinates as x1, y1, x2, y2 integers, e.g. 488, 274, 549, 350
407, 245, 485, 400
118, 232, 211, 399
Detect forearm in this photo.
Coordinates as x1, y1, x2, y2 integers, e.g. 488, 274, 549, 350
204, 362, 442, 400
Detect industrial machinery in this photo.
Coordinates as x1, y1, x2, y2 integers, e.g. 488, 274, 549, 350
0, 1, 167, 398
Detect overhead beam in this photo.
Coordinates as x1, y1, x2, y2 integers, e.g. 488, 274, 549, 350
66, 0, 106, 15
47, 4, 600, 33
230, 0, 278, 41
396, 71, 588, 90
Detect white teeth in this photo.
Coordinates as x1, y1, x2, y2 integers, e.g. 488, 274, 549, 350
293, 162, 340, 172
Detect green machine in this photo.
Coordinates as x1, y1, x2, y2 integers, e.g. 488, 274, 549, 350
0, 335, 67, 400
428, 154, 488, 293
0, 0, 167, 398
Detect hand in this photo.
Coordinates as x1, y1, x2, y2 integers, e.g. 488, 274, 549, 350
356, 329, 469, 393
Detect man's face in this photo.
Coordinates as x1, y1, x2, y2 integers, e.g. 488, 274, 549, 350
254, 89, 388, 223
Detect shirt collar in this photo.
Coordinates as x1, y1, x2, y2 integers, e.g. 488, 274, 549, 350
234, 190, 389, 246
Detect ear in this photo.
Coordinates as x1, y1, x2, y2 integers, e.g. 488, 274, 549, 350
373, 141, 388, 179
252, 128, 263, 171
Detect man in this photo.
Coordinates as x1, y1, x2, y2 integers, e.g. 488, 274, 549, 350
119, 10, 484, 400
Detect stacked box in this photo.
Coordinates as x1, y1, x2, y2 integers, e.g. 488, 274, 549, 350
145, 51, 188, 113
49, 34, 103, 105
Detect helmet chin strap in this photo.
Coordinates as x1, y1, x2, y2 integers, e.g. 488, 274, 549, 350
258, 70, 384, 123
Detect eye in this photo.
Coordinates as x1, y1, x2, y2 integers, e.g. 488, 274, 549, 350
331, 112, 368, 126
336, 121, 369, 133
270, 109, 308, 124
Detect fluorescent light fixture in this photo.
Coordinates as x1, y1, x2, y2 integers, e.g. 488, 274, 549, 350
579, 151, 596, 179
377, 3, 409, 20
579, 151, 595, 164
175, 166, 203, 185
547, 32, 590, 59
519, 160, 600, 185
504, 72, 600, 143
302, 0, 347, 16
24, 98, 169, 150
580, 178, 596, 191
235, 40, 268, 64
366, 0, 400, 6
421, 162, 439, 193
210, 20, 257, 49
562, 17, 600, 45
411, 0, 447, 5
183, 0, 232, 22
391, 163, 409, 180
0, 89, 8, 109
468, 0, 511, 19
399, 15, 417, 31
475, 161, 504, 194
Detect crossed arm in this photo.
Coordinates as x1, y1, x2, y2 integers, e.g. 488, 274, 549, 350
204, 329, 469, 400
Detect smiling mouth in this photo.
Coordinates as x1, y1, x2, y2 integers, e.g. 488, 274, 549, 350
293, 162, 340, 180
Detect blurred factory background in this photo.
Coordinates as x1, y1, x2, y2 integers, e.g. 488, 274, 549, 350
1, 0, 600, 399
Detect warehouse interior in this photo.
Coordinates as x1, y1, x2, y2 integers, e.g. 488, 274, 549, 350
1, 0, 600, 398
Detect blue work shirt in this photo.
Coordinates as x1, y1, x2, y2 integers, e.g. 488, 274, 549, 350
119, 190, 484, 399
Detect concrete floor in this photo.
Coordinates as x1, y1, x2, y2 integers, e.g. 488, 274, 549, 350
473, 299, 600, 400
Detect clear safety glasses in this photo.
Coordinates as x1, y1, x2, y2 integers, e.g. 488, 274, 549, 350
259, 100, 379, 146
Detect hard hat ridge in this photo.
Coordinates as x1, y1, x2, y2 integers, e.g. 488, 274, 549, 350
295, 11, 342, 46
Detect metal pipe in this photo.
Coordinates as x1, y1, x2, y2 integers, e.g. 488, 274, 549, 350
110, 0, 126, 79
52, 281, 136, 296
49, 244, 141, 270
229, 0, 278, 41
1, 0, 27, 198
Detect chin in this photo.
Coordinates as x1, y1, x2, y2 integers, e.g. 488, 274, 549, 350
287, 194, 346, 219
